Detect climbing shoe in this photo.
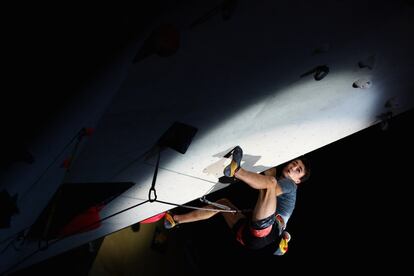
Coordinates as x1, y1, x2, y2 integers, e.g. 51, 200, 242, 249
163, 212, 177, 229
223, 146, 243, 177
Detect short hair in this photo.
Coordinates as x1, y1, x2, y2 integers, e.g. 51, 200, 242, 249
298, 156, 311, 183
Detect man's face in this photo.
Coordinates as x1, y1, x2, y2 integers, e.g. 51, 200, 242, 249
282, 159, 305, 184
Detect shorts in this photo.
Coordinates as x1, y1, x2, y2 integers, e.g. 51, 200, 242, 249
233, 213, 283, 250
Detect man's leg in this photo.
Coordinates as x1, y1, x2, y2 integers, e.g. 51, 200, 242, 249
224, 146, 275, 190
224, 146, 277, 222
251, 188, 277, 221
165, 198, 245, 229
235, 169, 277, 221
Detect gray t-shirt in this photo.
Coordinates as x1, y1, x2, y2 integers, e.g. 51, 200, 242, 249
276, 177, 297, 224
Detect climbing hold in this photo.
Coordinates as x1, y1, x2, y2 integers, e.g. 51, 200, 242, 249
352, 79, 371, 89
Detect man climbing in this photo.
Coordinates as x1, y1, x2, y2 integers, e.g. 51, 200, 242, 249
163, 146, 311, 255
